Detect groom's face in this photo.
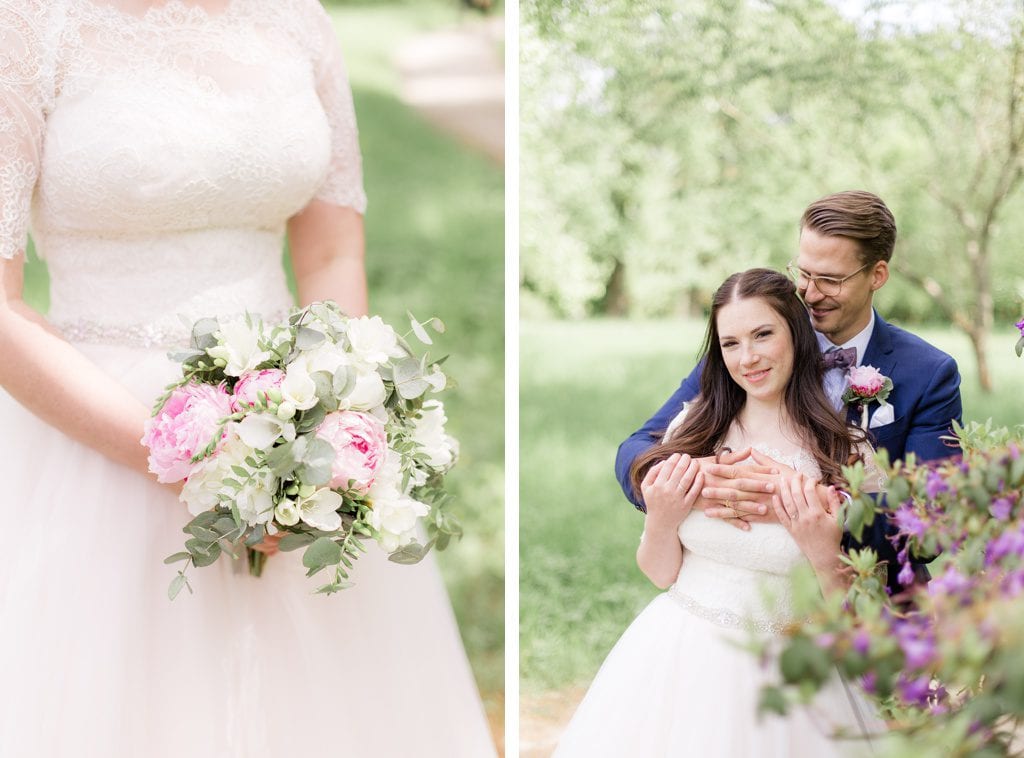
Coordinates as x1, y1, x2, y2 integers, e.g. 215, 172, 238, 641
796, 227, 888, 346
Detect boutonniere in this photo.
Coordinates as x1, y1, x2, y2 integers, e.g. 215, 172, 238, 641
841, 365, 893, 430
1015, 317, 1024, 357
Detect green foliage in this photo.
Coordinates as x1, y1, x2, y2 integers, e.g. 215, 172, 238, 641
521, 0, 1024, 331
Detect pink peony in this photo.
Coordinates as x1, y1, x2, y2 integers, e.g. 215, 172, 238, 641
847, 365, 884, 397
232, 368, 286, 410
142, 382, 234, 483
317, 410, 387, 491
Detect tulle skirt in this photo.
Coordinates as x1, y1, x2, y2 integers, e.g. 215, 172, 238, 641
553, 593, 886, 758
0, 342, 495, 757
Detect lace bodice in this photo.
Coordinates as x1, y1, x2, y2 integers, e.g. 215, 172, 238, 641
0, 0, 366, 343
661, 405, 883, 632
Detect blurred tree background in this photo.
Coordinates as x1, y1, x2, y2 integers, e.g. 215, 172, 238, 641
520, 1, 1024, 750
521, 0, 1024, 390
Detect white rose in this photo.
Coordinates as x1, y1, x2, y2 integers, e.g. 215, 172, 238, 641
346, 316, 403, 368
411, 400, 455, 469
208, 315, 271, 377
298, 489, 343, 532
366, 484, 429, 553
280, 359, 320, 411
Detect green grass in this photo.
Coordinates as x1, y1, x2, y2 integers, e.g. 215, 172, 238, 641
22, 0, 503, 705
519, 318, 1024, 693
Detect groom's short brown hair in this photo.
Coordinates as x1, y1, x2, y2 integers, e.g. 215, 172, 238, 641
800, 190, 897, 265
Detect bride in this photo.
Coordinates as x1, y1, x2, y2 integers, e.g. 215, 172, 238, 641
553, 269, 885, 757
0, 1, 494, 755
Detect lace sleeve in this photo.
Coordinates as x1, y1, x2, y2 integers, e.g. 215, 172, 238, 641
661, 402, 689, 443
856, 441, 887, 495
0, 2, 55, 260
307, 4, 367, 214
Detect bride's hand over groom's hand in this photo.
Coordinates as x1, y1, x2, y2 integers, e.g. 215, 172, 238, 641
640, 453, 705, 533
698, 448, 778, 531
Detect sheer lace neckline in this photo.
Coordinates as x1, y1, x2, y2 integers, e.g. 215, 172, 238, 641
82, 0, 247, 26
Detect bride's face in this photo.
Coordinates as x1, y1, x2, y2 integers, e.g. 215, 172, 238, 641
716, 296, 794, 403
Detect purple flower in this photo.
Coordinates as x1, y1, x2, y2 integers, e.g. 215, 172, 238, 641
1016, 317, 1024, 336
1009, 444, 1021, 461
925, 470, 950, 500
814, 632, 836, 649
897, 674, 932, 707
990, 497, 1013, 521
928, 565, 971, 599
985, 526, 1024, 566
861, 671, 877, 694
895, 620, 936, 669
893, 504, 927, 537
898, 561, 916, 587
852, 630, 872, 655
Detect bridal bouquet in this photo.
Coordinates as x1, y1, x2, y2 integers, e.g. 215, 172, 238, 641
142, 302, 462, 599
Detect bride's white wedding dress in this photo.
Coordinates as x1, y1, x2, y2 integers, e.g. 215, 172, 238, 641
554, 419, 886, 757
0, 2, 494, 756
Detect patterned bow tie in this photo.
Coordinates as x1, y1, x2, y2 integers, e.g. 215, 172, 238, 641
822, 347, 857, 370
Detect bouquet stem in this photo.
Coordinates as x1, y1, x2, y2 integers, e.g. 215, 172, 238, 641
247, 547, 267, 578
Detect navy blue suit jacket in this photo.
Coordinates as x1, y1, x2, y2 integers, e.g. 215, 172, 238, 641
615, 312, 963, 592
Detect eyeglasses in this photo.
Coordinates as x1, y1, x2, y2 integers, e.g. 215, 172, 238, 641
786, 261, 871, 297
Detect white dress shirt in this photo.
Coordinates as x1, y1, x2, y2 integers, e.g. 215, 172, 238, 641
816, 316, 875, 411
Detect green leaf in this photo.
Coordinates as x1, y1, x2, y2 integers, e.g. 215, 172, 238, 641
408, 312, 433, 345
333, 365, 355, 400
296, 326, 326, 350
278, 532, 316, 552
191, 542, 222, 568
190, 317, 220, 350
302, 537, 343, 572
267, 439, 301, 477
758, 686, 789, 716
168, 573, 189, 601
429, 317, 446, 334
388, 541, 428, 565
163, 551, 192, 565
244, 525, 266, 547
189, 526, 221, 543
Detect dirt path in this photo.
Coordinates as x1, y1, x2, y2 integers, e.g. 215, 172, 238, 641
394, 15, 504, 165
520, 687, 587, 757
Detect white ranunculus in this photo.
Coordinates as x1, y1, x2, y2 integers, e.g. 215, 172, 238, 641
236, 481, 276, 527
298, 489, 343, 531
275, 497, 300, 527
280, 360, 320, 411
366, 485, 429, 553
341, 369, 387, 411
208, 315, 271, 377
301, 340, 351, 375
179, 435, 265, 517
411, 400, 455, 469
346, 316, 404, 368
236, 413, 296, 451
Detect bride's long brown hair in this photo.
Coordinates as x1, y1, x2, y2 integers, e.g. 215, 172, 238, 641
629, 268, 864, 498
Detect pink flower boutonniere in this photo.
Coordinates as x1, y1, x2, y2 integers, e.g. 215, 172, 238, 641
1015, 317, 1024, 357
842, 365, 894, 430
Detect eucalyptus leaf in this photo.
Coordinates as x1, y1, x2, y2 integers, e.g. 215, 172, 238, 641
302, 536, 342, 572
191, 542, 222, 568
408, 312, 433, 345
278, 532, 316, 552
388, 542, 427, 565
168, 573, 189, 601
296, 326, 326, 350
190, 317, 220, 350
163, 552, 192, 565
333, 365, 356, 400
189, 525, 220, 543
244, 525, 266, 547
296, 405, 327, 435
429, 317, 445, 334
267, 439, 301, 477
396, 377, 430, 400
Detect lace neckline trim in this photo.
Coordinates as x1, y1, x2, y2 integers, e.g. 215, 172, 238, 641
81, 0, 249, 27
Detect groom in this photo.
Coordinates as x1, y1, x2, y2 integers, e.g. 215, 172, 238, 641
615, 190, 963, 592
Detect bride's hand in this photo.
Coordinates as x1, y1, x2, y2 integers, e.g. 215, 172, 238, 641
641, 453, 705, 533
250, 532, 283, 556
770, 472, 846, 592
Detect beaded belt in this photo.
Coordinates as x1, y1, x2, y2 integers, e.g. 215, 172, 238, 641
666, 584, 787, 635
55, 319, 192, 350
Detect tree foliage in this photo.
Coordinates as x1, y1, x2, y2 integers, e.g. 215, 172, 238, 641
521, 0, 1024, 387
